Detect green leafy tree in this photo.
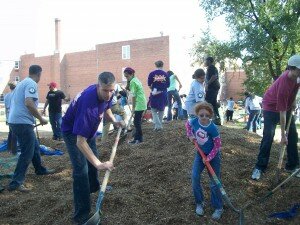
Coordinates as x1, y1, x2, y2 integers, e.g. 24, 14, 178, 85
193, 0, 300, 94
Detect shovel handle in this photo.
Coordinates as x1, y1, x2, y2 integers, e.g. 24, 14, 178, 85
100, 127, 122, 193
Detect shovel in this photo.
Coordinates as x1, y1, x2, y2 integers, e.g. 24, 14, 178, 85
275, 113, 293, 184
84, 127, 122, 225
119, 111, 134, 144
193, 140, 244, 225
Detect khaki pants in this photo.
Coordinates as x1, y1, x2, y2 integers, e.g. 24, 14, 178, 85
101, 103, 127, 142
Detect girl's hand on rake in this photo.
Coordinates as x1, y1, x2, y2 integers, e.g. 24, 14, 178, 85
188, 136, 196, 143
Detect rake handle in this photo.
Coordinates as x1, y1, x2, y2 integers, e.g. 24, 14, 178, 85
276, 113, 293, 183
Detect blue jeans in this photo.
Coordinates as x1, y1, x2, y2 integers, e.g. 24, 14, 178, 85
62, 132, 100, 223
255, 110, 299, 171
246, 109, 260, 132
49, 112, 62, 138
192, 152, 223, 209
9, 124, 47, 189
167, 90, 183, 121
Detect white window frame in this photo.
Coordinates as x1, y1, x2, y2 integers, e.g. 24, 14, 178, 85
0, 94, 4, 102
122, 45, 130, 59
14, 61, 20, 70
15, 76, 20, 82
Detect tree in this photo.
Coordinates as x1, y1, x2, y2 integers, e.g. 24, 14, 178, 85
193, 0, 300, 94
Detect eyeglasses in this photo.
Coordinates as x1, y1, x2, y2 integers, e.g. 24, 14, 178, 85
199, 114, 210, 118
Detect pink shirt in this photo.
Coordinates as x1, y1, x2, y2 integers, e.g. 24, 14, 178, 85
262, 71, 299, 112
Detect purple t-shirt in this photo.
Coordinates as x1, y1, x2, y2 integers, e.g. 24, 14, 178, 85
61, 84, 112, 139
148, 69, 170, 91
148, 69, 170, 110
263, 71, 299, 112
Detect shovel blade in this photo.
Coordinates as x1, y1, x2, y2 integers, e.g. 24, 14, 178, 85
84, 210, 101, 225
118, 132, 128, 144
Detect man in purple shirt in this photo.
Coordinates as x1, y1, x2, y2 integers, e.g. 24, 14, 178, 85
147, 60, 170, 130
61, 72, 124, 225
251, 55, 300, 180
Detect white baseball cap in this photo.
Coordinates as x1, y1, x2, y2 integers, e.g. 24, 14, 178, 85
288, 55, 300, 69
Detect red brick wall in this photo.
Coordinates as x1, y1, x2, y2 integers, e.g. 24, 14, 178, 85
223, 70, 247, 101
5, 53, 60, 102
60, 50, 97, 99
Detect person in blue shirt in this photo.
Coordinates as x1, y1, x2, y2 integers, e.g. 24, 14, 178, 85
61, 71, 124, 225
185, 102, 223, 220
8, 65, 55, 193
4, 81, 18, 154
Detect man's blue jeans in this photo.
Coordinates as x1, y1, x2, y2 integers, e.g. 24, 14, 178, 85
192, 152, 223, 209
255, 110, 299, 171
62, 132, 100, 223
9, 124, 47, 189
49, 112, 62, 139
167, 90, 183, 121
246, 109, 260, 132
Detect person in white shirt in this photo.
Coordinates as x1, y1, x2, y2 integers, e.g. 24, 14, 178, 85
244, 92, 262, 132
225, 97, 235, 122
184, 69, 206, 117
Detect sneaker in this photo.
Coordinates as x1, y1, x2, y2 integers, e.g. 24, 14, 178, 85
195, 204, 204, 216
8, 184, 30, 193
128, 140, 142, 145
212, 208, 223, 220
36, 168, 56, 175
251, 168, 262, 180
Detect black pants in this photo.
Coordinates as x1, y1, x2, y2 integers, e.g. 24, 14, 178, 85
205, 88, 220, 119
256, 110, 299, 171
226, 110, 233, 121
134, 110, 144, 142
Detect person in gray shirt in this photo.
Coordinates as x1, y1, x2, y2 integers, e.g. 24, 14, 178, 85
7, 65, 55, 193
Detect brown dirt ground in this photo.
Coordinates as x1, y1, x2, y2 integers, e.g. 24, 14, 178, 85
0, 120, 299, 225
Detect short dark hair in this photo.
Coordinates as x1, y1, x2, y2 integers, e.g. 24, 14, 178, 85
167, 70, 174, 76
193, 68, 205, 79
206, 57, 214, 63
98, 72, 115, 85
155, 60, 164, 68
29, 65, 42, 75
287, 65, 298, 70
124, 67, 135, 75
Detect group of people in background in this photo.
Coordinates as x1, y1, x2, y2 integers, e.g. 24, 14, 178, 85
2, 54, 300, 224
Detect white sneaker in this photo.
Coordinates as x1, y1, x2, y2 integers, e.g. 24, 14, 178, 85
212, 208, 223, 220
195, 204, 204, 216
251, 168, 262, 180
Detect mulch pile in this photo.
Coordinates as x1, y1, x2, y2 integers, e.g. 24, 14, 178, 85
0, 120, 299, 225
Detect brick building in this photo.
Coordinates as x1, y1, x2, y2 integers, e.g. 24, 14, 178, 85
3, 36, 170, 103
221, 69, 247, 101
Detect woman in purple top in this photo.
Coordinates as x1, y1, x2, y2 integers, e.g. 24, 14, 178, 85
147, 60, 170, 130
61, 72, 124, 225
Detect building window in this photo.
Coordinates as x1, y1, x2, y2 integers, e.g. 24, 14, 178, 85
15, 76, 20, 82
14, 61, 20, 70
0, 94, 4, 102
122, 45, 130, 59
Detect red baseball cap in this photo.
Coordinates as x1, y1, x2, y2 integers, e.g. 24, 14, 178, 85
48, 82, 57, 88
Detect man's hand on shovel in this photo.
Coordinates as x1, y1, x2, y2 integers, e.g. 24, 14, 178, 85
96, 161, 114, 171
